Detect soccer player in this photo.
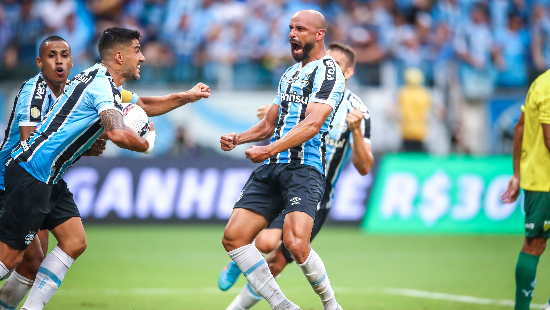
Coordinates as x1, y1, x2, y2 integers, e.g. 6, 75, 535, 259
0, 33, 210, 309
219, 10, 345, 310
0, 35, 110, 310
0, 27, 153, 310
220, 42, 373, 310
501, 71, 550, 310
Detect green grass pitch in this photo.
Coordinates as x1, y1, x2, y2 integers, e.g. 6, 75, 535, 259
35, 225, 550, 310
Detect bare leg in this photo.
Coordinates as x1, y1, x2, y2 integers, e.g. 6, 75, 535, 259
255, 229, 283, 255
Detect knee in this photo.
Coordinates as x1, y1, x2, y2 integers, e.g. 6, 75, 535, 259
522, 238, 547, 256
282, 237, 309, 264
222, 231, 243, 252
58, 237, 87, 260
255, 238, 278, 254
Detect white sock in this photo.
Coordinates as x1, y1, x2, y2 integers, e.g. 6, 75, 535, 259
227, 283, 263, 310
297, 249, 338, 310
228, 244, 287, 309
0, 262, 9, 281
21, 247, 74, 310
0, 271, 33, 310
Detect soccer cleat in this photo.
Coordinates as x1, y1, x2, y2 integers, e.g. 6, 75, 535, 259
273, 300, 301, 310
218, 260, 242, 291
542, 302, 550, 310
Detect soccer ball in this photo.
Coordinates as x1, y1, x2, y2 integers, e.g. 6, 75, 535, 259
122, 103, 150, 137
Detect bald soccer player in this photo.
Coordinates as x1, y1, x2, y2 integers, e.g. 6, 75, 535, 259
219, 10, 345, 310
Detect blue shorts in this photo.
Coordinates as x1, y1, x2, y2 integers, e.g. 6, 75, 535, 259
234, 163, 325, 223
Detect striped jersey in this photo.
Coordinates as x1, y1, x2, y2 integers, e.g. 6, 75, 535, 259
0, 73, 63, 190
321, 89, 371, 209
265, 55, 346, 174
11, 63, 123, 185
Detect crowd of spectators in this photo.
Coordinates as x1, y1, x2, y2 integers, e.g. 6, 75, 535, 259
0, 0, 549, 90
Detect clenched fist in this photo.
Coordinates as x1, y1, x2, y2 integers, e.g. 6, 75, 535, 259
220, 132, 239, 151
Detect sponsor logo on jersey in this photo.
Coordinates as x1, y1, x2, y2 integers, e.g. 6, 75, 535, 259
325, 59, 336, 81
544, 221, 550, 232
73, 72, 93, 84
236, 190, 244, 202
115, 94, 122, 106
21, 140, 29, 152
30, 106, 41, 119
525, 223, 535, 229
290, 197, 301, 205
281, 92, 309, 105
326, 137, 347, 148
34, 81, 47, 99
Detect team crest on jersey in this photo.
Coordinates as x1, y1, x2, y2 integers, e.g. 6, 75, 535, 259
30, 106, 41, 119
24, 231, 37, 245
300, 75, 310, 88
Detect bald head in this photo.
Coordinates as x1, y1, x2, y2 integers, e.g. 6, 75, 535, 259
292, 10, 326, 31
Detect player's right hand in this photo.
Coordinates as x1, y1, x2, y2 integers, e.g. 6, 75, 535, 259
257, 104, 272, 120
84, 139, 107, 156
220, 132, 238, 151
501, 174, 520, 203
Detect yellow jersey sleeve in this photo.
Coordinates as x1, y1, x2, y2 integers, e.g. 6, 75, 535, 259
120, 88, 139, 104
539, 97, 550, 124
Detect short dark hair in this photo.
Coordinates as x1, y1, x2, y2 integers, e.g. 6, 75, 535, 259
39, 36, 69, 57
98, 27, 141, 59
327, 42, 356, 68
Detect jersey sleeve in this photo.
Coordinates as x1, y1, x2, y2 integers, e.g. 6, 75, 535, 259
309, 58, 345, 109
16, 81, 40, 127
120, 88, 139, 104
87, 75, 124, 115
539, 96, 550, 124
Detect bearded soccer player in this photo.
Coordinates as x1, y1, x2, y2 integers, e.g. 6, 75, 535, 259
501, 71, 550, 310
220, 10, 345, 310
0, 27, 159, 310
0, 36, 109, 309
219, 42, 373, 310
0, 32, 210, 310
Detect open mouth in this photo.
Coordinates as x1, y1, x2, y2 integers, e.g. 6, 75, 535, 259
290, 41, 303, 54
56, 67, 64, 76
136, 64, 141, 73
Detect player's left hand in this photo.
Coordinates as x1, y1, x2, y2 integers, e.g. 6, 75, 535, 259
245, 145, 271, 163
346, 108, 364, 131
187, 83, 211, 102
83, 139, 107, 156
501, 175, 520, 203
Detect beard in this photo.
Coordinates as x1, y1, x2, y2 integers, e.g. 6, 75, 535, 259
121, 65, 140, 81
291, 40, 315, 62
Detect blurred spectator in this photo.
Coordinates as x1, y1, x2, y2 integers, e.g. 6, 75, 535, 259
0, 5, 13, 72
531, 4, 550, 74
12, 0, 43, 76
494, 12, 530, 87
37, 0, 77, 33
454, 3, 498, 154
56, 14, 92, 67
398, 68, 431, 152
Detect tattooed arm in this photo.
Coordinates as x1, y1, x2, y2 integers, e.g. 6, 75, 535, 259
100, 109, 149, 152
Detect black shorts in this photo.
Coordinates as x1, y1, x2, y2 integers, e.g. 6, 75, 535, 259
268, 208, 330, 263
0, 161, 80, 250
235, 163, 325, 223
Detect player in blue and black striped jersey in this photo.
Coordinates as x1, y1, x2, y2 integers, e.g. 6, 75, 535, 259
220, 43, 373, 310
220, 10, 345, 310
0, 28, 154, 310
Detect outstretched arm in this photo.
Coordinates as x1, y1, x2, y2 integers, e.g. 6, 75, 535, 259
220, 104, 279, 151
501, 112, 524, 203
100, 109, 150, 153
244, 102, 332, 163
137, 83, 210, 117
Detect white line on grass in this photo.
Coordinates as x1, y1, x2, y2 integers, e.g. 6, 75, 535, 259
57, 286, 545, 309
